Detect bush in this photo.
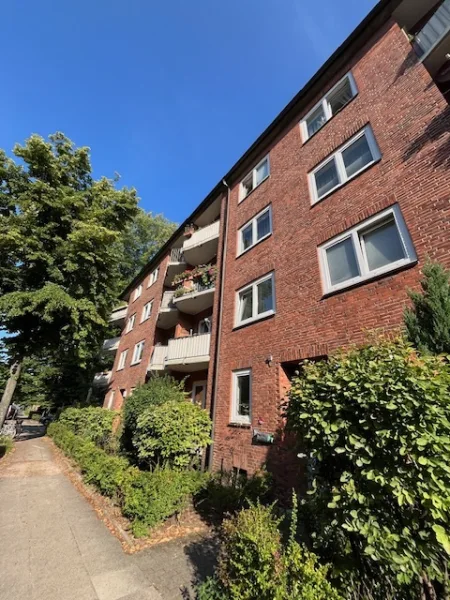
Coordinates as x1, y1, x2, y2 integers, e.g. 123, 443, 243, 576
48, 422, 128, 497
404, 261, 450, 354
122, 466, 207, 537
196, 470, 273, 520
197, 502, 340, 600
133, 400, 212, 468
286, 336, 450, 597
0, 435, 13, 458
59, 407, 116, 450
48, 422, 207, 537
121, 375, 187, 460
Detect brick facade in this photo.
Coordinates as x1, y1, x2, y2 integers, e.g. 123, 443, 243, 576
103, 11, 450, 481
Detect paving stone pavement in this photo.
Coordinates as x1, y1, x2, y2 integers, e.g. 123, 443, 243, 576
0, 422, 217, 600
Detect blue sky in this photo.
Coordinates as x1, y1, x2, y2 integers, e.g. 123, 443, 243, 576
2, 0, 378, 224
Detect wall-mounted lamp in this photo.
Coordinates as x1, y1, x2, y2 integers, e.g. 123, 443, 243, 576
265, 354, 273, 366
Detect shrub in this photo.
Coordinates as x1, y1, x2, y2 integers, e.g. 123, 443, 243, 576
58, 407, 116, 449
122, 467, 208, 537
404, 261, 450, 354
0, 435, 13, 458
285, 336, 450, 597
48, 422, 128, 497
49, 422, 207, 537
195, 470, 273, 520
133, 400, 212, 468
197, 502, 340, 600
121, 375, 187, 460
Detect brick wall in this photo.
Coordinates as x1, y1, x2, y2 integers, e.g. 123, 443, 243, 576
211, 20, 450, 474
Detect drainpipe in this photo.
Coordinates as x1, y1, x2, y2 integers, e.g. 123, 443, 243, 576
207, 179, 230, 470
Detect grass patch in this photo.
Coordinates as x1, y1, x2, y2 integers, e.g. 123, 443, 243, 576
0, 435, 13, 459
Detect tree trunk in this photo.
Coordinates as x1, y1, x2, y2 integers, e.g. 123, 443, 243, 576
0, 362, 22, 429
422, 572, 437, 600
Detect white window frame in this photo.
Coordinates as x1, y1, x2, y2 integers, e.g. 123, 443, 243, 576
117, 349, 128, 371
318, 204, 416, 295
231, 369, 252, 425
148, 267, 159, 287
239, 155, 270, 202
141, 300, 153, 322
132, 284, 142, 302
107, 390, 115, 410
125, 313, 136, 333
300, 72, 358, 142
131, 340, 145, 365
308, 125, 381, 205
235, 272, 275, 327
237, 205, 272, 256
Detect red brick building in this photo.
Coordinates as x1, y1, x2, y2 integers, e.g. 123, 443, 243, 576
101, 0, 450, 476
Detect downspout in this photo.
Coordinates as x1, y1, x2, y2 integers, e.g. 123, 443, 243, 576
207, 179, 230, 470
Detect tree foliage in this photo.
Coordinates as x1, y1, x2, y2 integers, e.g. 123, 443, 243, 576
404, 262, 450, 355
285, 337, 450, 598
0, 132, 138, 367
118, 208, 177, 288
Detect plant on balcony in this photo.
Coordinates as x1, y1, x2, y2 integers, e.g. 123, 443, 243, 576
172, 264, 218, 292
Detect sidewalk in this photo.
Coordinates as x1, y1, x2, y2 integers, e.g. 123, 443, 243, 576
0, 421, 215, 600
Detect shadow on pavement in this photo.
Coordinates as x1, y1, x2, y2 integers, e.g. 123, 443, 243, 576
181, 536, 219, 597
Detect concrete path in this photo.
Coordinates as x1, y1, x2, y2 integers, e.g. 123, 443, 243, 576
0, 422, 216, 600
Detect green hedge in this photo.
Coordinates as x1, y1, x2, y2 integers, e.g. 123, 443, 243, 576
48, 422, 207, 536
58, 407, 116, 449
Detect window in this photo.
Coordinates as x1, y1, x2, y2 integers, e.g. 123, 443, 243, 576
125, 313, 136, 333
238, 206, 272, 255
131, 340, 145, 365
132, 284, 142, 302
142, 300, 153, 322
300, 72, 357, 141
148, 267, 159, 287
198, 318, 212, 334
239, 156, 270, 201
309, 126, 381, 204
107, 390, 115, 410
236, 273, 275, 327
231, 369, 251, 424
318, 205, 416, 294
117, 349, 128, 370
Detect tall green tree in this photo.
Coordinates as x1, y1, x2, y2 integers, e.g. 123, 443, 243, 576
118, 208, 177, 287
0, 132, 138, 424
404, 262, 450, 355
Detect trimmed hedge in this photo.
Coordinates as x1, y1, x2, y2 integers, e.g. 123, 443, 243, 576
58, 407, 116, 449
48, 422, 207, 536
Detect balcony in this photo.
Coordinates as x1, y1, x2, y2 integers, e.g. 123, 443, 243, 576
412, 0, 450, 76
148, 345, 168, 371
157, 290, 179, 329
92, 371, 112, 388
183, 221, 220, 266
102, 337, 120, 352
165, 247, 186, 285
166, 333, 211, 372
173, 281, 215, 315
109, 305, 127, 327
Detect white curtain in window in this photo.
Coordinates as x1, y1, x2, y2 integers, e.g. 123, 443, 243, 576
239, 288, 253, 321
362, 219, 405, 271
328, 79, 353, 114
326, 238, 359, 285
307, 105, 327, 137
255, 160, 269, 186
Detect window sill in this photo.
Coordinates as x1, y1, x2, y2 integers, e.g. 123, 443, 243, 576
228, 421, 251, 429
311, 157, 381, 207
233, 311, 275, 331
238, 175, 270, 204
301, 93, 358, 146
322, 259, 417, 298
237, 232, 272, 258
116, 367, 124, 372
130, 360, 142, 367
